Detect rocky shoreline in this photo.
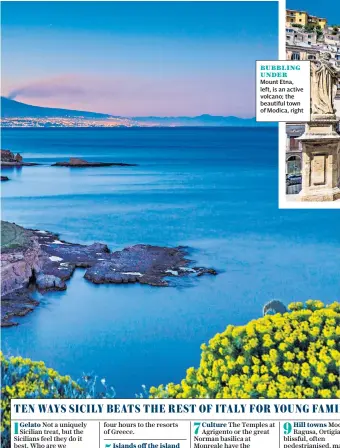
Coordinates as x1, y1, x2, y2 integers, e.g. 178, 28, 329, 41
52, 157, 137, 167
1, 221, 217, 327
1, 150, 137, 168
0, 149, 40, 167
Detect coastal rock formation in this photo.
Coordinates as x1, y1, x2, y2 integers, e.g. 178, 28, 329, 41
1, 222, 43, 296
0, 149, 39, 167
35, 274, 66, 291
52, 157, 137, 167
263, 300, 288, 316
1, 150, 16, 163
1, 222, 44, 326
15, 153, 23, 163
1, 221, 217, 327
1, 289, 39, 327
84, 244, 215, 286
1, 239, 42, 296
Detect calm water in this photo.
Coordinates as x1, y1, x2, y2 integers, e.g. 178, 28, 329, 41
1, 127, 340, 397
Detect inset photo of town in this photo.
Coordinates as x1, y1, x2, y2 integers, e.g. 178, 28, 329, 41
285, 5, 340, 203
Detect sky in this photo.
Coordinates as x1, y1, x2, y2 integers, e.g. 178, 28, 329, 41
286, 0, 340, 25
1, 1, 278, 117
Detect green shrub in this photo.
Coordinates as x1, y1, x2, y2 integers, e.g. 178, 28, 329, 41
150, 301, 340, 399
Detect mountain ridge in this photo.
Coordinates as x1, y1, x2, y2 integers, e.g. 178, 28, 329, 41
1, 96, 113, 119
1, 97, 274, 127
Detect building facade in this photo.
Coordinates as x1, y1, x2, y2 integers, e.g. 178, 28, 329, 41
286, 9, 327, 29
286, 43, 319, 61
286, 14, 340, 119
286, 27, 317, 47
285, 11, 340, 196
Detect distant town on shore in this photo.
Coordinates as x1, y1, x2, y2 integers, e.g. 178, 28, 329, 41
0, 97, 274, 128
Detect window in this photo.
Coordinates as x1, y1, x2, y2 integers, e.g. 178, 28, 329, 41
308, 41, 311, 45
291, 52, 301, 60
289, 139, 300, 151
308, 55, 316, 60
287, 156, 302, 175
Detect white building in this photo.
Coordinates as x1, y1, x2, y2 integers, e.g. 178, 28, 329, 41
286, 26, 317, 47
286, 24, 340, 119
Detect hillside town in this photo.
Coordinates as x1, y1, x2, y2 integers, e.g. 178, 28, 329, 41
286, 9, 340, 196
0, 116, 137, 128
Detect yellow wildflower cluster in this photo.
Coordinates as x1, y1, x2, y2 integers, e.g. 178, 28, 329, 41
0, 352, 80, 434
150, 301, 340, 399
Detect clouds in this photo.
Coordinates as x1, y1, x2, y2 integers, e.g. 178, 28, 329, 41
8, 76, 86, 100
4, 73, 255, 117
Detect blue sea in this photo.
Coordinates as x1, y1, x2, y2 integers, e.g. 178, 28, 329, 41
1, 127, 340, 397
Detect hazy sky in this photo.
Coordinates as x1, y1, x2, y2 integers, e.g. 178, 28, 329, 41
2, 1, 278, 117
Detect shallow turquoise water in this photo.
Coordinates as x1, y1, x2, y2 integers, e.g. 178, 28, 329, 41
1, 127, 340, 397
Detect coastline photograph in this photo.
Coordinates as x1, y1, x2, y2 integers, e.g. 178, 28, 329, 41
1, 1, 340, 442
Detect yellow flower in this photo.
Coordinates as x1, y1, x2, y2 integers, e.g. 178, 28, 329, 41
284, 352, 295, 361
235, 356, 244, 365
311, 377, 322, 387
267, 386, 278, 398
283, 362, 293, 372
323, 327, 334, 338
319, 389, 331, 398
316, 362, 327, 376
260, 365, 268, 374
256, 383, 267, 393
297, 351, 305, 361
271, 365, 279, 375
328, 373, 337, 383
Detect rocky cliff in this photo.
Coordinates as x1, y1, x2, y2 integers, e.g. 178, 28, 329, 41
0, 149, 38, 166
1, 237, 42, 296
